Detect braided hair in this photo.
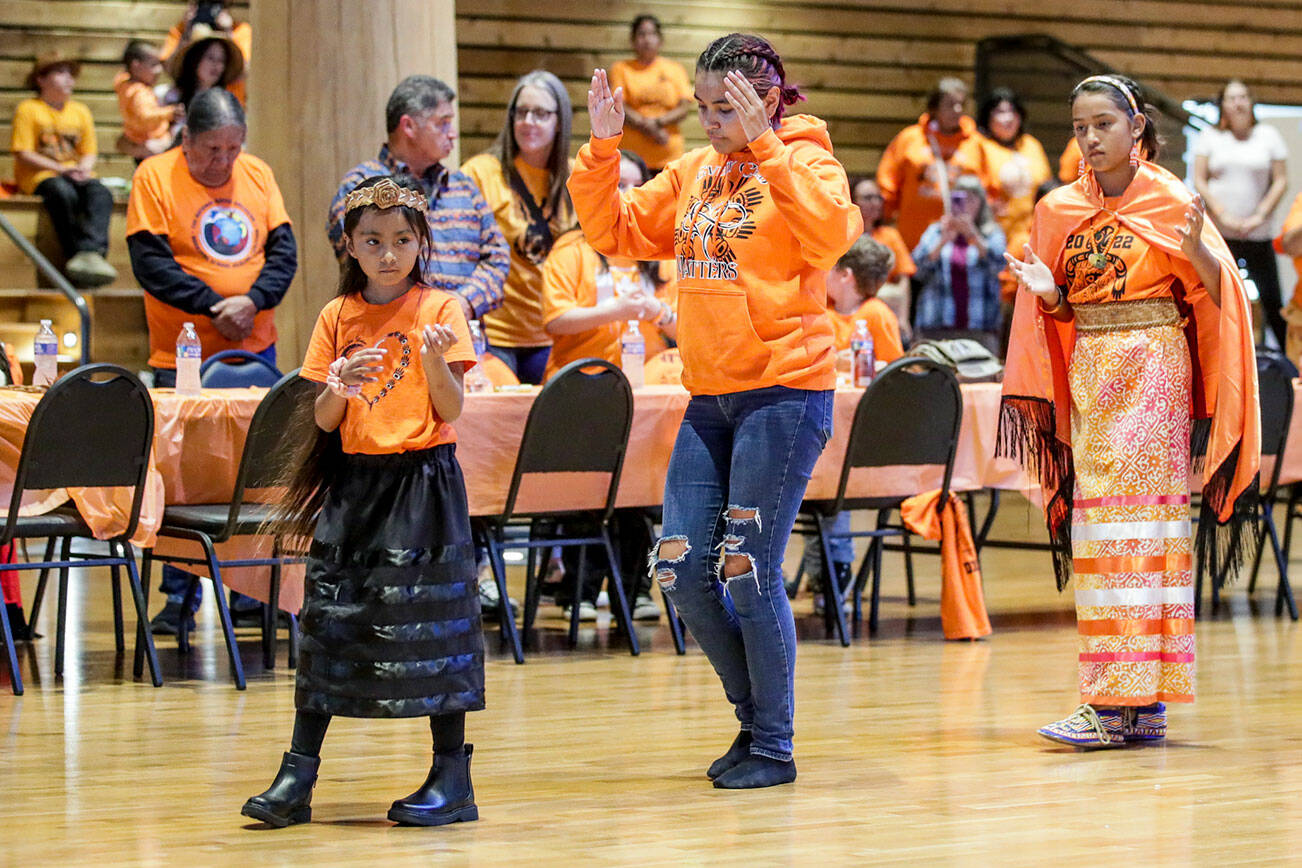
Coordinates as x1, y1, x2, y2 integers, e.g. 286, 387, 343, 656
696, 33, 804, 122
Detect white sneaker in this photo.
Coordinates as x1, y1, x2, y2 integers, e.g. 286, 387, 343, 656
632, 594, 661, 621
477, 575, 517, 615
562, 602, 598, 621
65, 251, 117, 287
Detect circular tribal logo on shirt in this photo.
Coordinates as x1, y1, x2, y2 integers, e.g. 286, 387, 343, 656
193, 200, 255, 265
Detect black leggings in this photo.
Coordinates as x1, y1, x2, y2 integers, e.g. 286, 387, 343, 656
1227, 239, 1284, 350
290, 710, 466, 757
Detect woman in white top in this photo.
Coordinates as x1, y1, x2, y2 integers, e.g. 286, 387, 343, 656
1194, 79, 1289, 348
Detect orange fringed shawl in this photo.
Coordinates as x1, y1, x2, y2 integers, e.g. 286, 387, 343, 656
999, 161, 1259, 589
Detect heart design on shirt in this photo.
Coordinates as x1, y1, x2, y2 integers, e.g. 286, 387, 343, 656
339, 330, 411, 407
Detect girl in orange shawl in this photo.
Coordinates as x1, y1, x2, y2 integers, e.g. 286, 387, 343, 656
1001, 76, 1259, 749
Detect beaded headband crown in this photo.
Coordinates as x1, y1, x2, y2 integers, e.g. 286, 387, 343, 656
342, 177, 428, 214
1077, 75, 1140, 116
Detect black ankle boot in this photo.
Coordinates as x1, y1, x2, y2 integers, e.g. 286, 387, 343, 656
241, 751, 320, 827
706, 730, 753, 780
388, 744, 478, 826
712, 755, 797, 789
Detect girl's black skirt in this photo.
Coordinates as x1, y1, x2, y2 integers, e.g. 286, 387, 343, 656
295, 443, 485, 718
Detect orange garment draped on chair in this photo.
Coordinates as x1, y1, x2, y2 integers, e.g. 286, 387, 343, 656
900, 489, 992, 640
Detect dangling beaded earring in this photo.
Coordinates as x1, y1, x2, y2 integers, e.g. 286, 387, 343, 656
1129, 140, 1141, 168
1078, 157, 1087, 177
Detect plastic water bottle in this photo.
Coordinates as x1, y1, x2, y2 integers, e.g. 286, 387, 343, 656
464, 320, 494, 394
175, 321, 202, 396
620, 320, 645, 388
850, 319, 875, 388
33, 319, 58, 387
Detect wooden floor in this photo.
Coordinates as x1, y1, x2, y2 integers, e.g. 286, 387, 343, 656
2, 495, 1300, 865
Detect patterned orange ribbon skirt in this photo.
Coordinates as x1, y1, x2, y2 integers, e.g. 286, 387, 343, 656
1069, 299, 1194, 705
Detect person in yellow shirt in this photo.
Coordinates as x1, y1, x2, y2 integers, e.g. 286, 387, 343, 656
11, 52, 117, 287
462, 70, 576, 384
608, 15, 693, 172
114, 41, 183, 162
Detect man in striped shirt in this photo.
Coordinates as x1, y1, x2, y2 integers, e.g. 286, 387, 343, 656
329, 75, 508, 320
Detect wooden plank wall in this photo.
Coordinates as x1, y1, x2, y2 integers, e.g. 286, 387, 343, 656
455, 0, 1302, 179
0, 0, 249, 183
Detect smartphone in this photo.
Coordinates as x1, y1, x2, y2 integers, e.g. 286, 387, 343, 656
949, 190, 970, 211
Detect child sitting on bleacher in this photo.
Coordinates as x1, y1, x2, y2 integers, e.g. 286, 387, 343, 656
114, 40, 183, 162
10, 51, 117, 287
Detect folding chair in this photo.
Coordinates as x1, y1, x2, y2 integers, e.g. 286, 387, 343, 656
801, 357, 964, 644
137, 371, 316, 688
0, 364, 162, 695
1201, 352, 1297, 619
200, 349, 284, 388
474, 358, 639, 663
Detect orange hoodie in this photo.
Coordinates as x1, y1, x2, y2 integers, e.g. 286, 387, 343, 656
876, 114, 990, 250
568, 115, 862, 396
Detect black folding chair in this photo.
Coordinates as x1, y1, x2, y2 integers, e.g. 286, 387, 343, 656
473, 358, 640, 663
1199, 352, 1297, 619
800, 357, 964, 644
0, 364, 162, 695
137, 371, 316, 688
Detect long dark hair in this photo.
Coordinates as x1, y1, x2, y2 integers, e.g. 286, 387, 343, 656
1071, 74, 1162, 163
596, 150, 665, 289
488, 70, 574, 226
1215, 79, 1256, 131
176, 38, 230, 110
273, 174, 432, 543
696, 33, 803, 123
336, 174, 432, 297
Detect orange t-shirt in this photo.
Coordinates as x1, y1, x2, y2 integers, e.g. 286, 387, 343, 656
300, 286, 476, 455
161, 21, 251, 105
871, 224, 916, 280
828, 297, 904, 362
875, 114, 991, 250
10, 97, 97, 193
1059, 138, 1083, 184
568, 115, 863, 396
1275, 192, 1302, 307
540, 232, 677, 380
126, 147, 290, 367
114, 72, 174, 145
1058, 206, 1183, 305
983, 134, 1052, 257
608, 56, 693, 170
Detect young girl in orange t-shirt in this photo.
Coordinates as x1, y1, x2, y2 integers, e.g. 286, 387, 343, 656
242, 176, 483, 829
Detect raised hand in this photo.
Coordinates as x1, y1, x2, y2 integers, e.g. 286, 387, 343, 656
1003, 244, 1057, 302
421, 324, 458, 361
723, 70, 775, 142
339, 348, 386, 385
587, 69, 625, 139
1178, 194, 1207, 260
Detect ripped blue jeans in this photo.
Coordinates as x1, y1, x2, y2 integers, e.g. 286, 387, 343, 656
653, 386, 833, 761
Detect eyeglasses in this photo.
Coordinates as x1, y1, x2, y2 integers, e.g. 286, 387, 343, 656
513, 107, 557, 123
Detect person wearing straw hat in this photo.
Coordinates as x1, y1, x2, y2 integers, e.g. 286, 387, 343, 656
168, 25, 247, 121
10, 51, 117, 287
161, 1, 252, 105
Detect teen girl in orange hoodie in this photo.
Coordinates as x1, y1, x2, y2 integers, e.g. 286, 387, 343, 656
571, 33, 861, 790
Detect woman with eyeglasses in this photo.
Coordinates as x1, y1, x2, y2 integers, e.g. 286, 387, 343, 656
462, 70, 576, 384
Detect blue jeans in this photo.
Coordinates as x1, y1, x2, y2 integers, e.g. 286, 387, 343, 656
487, 344, 550, 385
153, 343, 277, 611
653, 386, 833, 761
